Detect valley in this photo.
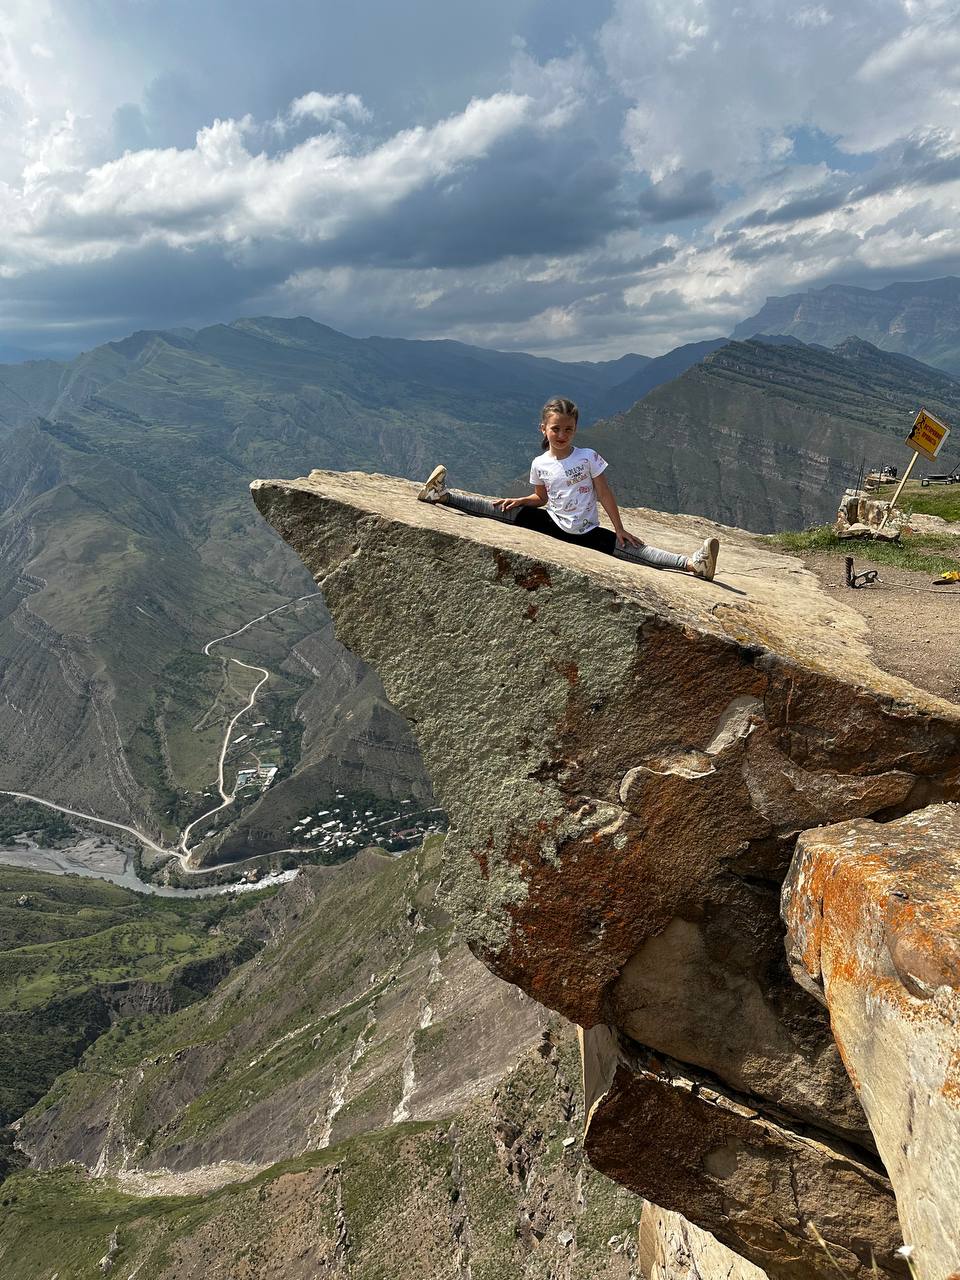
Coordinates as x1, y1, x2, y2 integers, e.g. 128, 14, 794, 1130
3, 293, 960, 1279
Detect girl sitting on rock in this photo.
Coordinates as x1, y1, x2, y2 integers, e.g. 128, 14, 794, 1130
417, 396, 719, 580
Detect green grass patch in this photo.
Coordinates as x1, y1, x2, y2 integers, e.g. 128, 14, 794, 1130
906, 487, 960, 522
768, 526, 960, 575
0, 868, 267, 1123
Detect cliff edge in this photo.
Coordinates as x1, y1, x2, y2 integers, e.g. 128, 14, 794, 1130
253, 470, 960, 1280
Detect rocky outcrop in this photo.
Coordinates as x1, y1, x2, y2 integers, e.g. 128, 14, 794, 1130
835, 489, 903, 540
784, 806, 960, 1280
639, 1202, 769, 1280
253, 470, 960, 1278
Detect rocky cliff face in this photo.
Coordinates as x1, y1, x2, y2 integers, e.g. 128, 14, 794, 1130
584, 337, 960, 534
733, 278, 960, 374
253, 470, 960, 1280
784, 806, 960, 1279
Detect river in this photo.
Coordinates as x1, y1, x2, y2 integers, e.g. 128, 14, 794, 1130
0, 835, 297, 898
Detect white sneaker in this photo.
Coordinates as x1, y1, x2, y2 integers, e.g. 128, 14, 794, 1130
692, 537, 719, 580
417, 464, 448, 502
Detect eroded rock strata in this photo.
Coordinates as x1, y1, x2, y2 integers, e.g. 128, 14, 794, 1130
253, 470, 960, 1278
784, 806, 960, 1279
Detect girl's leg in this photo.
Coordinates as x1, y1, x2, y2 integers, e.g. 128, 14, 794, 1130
443, 489, 520, 524
613, 542, 689, 572
417, 466, 520, 524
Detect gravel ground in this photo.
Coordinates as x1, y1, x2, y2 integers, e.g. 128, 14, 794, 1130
803, 551, 960, 703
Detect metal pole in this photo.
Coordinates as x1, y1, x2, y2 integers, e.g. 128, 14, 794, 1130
876, 451, 918, 533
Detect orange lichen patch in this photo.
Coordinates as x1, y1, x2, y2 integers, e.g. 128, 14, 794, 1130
787, 813, 960, 1005
525, 604, 539, 621
942, 1047, 960, 1106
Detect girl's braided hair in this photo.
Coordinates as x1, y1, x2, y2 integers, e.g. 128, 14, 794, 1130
539, 397, 579, 450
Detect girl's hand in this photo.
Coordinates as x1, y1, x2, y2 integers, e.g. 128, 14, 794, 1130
494, 497, 523, 511
616, 529, 645, 549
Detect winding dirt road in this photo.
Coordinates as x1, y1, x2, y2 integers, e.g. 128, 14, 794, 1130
2, 592, 324, 875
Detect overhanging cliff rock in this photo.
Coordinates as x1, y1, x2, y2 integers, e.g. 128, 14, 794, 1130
784, 805, 960, 1279
252, 470, 960, 1280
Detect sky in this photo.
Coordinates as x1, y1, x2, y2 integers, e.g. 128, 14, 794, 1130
2, 0, 960, 360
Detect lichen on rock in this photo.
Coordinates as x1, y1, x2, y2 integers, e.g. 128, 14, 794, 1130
784, 804, 960, 1280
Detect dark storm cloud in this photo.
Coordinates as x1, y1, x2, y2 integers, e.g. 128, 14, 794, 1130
85, 0, 610, 154
739, 189, 851, 228
317, 132, 637, 270
1, 244, 280, 353
636, 170, 720, 223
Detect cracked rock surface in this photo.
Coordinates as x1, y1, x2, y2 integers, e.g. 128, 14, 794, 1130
785, 805, 960, 1280
253, 470, 960, 1279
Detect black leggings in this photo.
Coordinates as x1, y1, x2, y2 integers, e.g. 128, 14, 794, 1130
514, 505, 620, 552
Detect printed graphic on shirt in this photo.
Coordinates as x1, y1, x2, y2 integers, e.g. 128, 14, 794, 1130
529, 447, 608, 535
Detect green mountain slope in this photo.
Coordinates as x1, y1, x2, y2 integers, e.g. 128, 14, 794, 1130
584, 337, 960, 533
0, 861, 264, 1126
733, 276, 960, 374
5, 840, 643, 1280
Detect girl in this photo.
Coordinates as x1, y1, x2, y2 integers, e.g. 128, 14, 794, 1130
417, 397, 719, 580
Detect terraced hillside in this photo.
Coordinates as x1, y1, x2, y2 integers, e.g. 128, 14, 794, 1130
585, 336, 960, 532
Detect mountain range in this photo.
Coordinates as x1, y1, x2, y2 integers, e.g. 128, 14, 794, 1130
586, 335, 960, 532
2, 300, 960, 859
0, 318, 669, 860
4, 282, 960, 1279
734, 276, 960, 374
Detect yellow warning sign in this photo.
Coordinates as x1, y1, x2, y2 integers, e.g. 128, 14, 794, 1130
906, 408, 950, 462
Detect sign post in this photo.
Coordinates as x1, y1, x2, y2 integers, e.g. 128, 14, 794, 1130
876, 408, 951, 533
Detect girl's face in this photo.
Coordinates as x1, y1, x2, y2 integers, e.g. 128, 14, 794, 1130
540, 413, 577, 456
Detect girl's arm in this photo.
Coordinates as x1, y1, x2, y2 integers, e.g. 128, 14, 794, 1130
593, 473, 643, 548
494, 484, 548, 512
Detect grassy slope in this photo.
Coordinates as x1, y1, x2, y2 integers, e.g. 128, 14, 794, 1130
0, 865, 267, 1123
3, 837, 643, 1280
22, 839, 455, 1166
1, 1075, 641, 1280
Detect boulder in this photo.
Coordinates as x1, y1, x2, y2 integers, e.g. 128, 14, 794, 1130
253, 471, 960, 1277
639, 1201, 770, 1280
784, 805, 960, 1280
835, 489, 903, 540
582, 1026, 902, 1280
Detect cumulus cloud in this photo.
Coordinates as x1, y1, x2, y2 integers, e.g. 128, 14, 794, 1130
3, 0, 960, 362
287, 91, 370, 125
9, 91, 546, 264
600, 0, 960, 179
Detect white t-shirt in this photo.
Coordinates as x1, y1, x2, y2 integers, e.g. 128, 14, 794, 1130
529, 446, 608, 534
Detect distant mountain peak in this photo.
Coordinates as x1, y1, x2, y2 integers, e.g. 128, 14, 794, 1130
734, 276, 960, 374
